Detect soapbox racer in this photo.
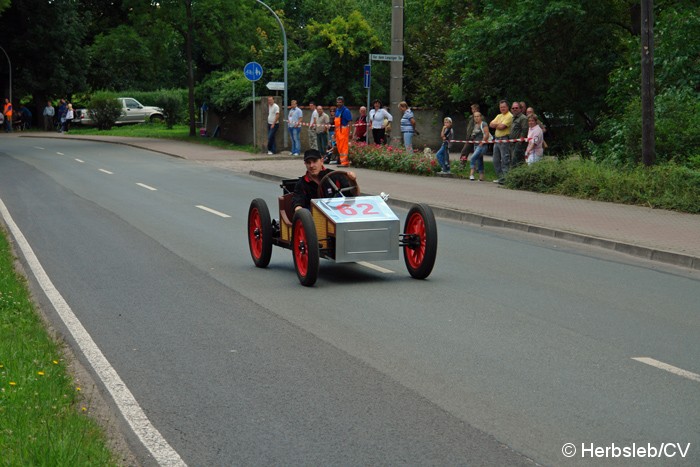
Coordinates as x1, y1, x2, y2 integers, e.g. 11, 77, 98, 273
247, 172, 437, 286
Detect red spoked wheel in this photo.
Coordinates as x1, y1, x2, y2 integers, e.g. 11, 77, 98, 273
403, 204, 438, 279
292, 209, 319, 286
247, 199, 272, 268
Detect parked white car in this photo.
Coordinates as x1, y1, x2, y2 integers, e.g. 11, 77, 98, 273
76, 97, 164, 125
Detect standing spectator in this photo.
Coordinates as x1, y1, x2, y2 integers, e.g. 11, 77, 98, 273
525, 114, 545, 164
369, 99, 392, 144
489, 100, 513, 184
334, 96, 352, 167
307, 101, 318, 150
509, 102, 528, 167
520, 102, 527, 115
398, 101, 417, 153
353, 106, 368, 142
287, 99, 303, 156
315, 105, 330, 160
61, 103, 74, 133
20, 105, 33, 130
459, 103, 480, 167
327, 105, 337, 163
3, 98, 13, 133
266, 96, 280, 155
526, 107, 548, 134
469, 111, 490, 181
435, 117, 454, 174
57, 99, 67, 132
43, 100, 55, 131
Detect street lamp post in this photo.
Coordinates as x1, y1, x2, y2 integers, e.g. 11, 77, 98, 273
255, 0, 288, 148
0, 45, 11, 105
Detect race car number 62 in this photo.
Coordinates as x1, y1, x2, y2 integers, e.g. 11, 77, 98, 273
336, 203, 379, 216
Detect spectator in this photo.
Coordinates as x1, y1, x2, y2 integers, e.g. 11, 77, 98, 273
489, 99, 513, 184
315, 105, 330, 160
20, 105, 33, 130
509, 102, 528, 167
333, 96, 352, 167
520, 102, 527, 115
526, 107, 548, 134
398, 101, 417, 153
0, 110, 3, 128
267, 96, 280, 155
61, 103, 74, 133
3, 98, 13, 133
57, 99, 67, 133
369, 99, 392, 144
525, 114, 545, 164
43, 100, 55, 131
327, 105, 337, 163
460, 103, 480, 167
287, 99, 303, 156
353, 106, 368, 142
469, 111, 491, 181
435, 117, 454, 174
307, 101, 318, 150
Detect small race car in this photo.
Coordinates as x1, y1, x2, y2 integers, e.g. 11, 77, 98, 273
247, 172, 437, 286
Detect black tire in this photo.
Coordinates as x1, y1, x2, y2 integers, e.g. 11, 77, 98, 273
292, 209, 319, 286
403, 204, 438, 279
247, 199, 273, 268
150, 114, 165, 123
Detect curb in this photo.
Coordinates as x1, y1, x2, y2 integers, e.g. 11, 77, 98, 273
250, 170, 700, 271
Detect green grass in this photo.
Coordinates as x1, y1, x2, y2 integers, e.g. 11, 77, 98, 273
0, 229, 118, 466
68, 122, 256, 153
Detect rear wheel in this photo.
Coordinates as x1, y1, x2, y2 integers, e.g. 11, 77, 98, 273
248, 199, 272, 268
403, 204, 438, 279
292, 209, 319, 286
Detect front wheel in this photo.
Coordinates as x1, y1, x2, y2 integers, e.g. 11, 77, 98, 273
248, 199, 272, 268
403, 204, 438, 279
292, 209, 319, 286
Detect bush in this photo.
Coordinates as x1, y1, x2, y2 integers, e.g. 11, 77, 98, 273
87, 93, 122, 130
506, 158, 700, 213
349, 143, 439, 176
151, 90, 183, 129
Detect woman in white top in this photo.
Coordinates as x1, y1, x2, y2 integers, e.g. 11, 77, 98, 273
62, 104, 74, 133
525, 114, 545, 164
368, 99, 392, 144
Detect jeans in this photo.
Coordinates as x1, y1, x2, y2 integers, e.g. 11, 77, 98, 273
436, 143, 450, 171
316, 132, 328, 153
470, 144, 486, 173
267, 123, 278, 153
492, 138, 510, 179
288, 126, 301, 154
403, 131, 414, 153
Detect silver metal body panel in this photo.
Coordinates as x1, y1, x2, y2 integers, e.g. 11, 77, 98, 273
312, 196, 400, 262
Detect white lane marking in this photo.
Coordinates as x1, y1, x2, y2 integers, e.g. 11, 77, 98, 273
98, 169, 114, 175
632, 357, 700, 383
196, 205, 231, 218
136, 183, 157, 191
0, 198, 186, 466
34, 146, 45, 150
75, 159, 85, 163
357, 261, 395, 274
56, 152, 64, 155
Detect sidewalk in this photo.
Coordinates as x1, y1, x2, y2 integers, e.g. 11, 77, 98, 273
22, 133, 700, 270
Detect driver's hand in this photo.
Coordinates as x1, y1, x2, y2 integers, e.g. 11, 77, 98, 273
346, 171, 356, 181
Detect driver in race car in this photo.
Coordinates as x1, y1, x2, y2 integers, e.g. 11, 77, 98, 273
293, 149, 356, 212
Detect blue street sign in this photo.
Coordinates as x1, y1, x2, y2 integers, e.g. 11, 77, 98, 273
363, 64, 371, 89
244, 62, 263, 82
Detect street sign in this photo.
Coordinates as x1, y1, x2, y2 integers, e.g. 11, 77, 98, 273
266, 81, 285, 91
370, 54, 404, 62
243, 62, 263, 82
363, 64, 371, 89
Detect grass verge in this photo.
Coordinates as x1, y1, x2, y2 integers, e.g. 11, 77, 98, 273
505, 159, 700, 213
0, 228, 117, 466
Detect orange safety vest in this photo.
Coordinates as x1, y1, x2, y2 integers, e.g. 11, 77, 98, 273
3, 102, 12, 118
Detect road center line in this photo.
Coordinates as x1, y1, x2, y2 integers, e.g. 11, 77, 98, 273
75, 158, 85, 163
196, 205, 231, 218
34, 146, 45, 150
98, 169, 114, 175
136, 183, 157, 191
357, 261, 395, 274
56, 152, 64, 155
0, 198, 186, 466
632, 357, 700, 383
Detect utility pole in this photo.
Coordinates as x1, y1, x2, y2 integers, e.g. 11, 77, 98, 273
389, 0, 404, 145
641, 0, 655, 166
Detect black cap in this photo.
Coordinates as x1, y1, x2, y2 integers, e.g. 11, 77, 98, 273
303, 149, 322, 161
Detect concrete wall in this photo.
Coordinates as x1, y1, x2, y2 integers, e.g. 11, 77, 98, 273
205, 97, 471, 153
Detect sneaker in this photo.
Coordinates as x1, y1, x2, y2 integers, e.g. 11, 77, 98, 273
469, 175, 475, 180
328, 160, 338, 165
267, 151, 273, 155
493, 178, 501, 183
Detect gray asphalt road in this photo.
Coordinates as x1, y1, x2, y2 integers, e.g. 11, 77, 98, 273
1, 138, 698, 466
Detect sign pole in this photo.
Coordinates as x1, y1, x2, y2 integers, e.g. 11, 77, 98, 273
366, 57, 371, 144
244, 62, 263, 152
252, 82, 256, 151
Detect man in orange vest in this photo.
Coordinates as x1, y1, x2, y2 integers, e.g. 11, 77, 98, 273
3, 98, 13, 133
333, 96, 352, 167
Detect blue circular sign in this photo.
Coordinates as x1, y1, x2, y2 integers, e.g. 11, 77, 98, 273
244, 62, 263, 82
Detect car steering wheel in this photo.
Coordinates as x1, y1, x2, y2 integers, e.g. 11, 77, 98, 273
317, 171, 360, 199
